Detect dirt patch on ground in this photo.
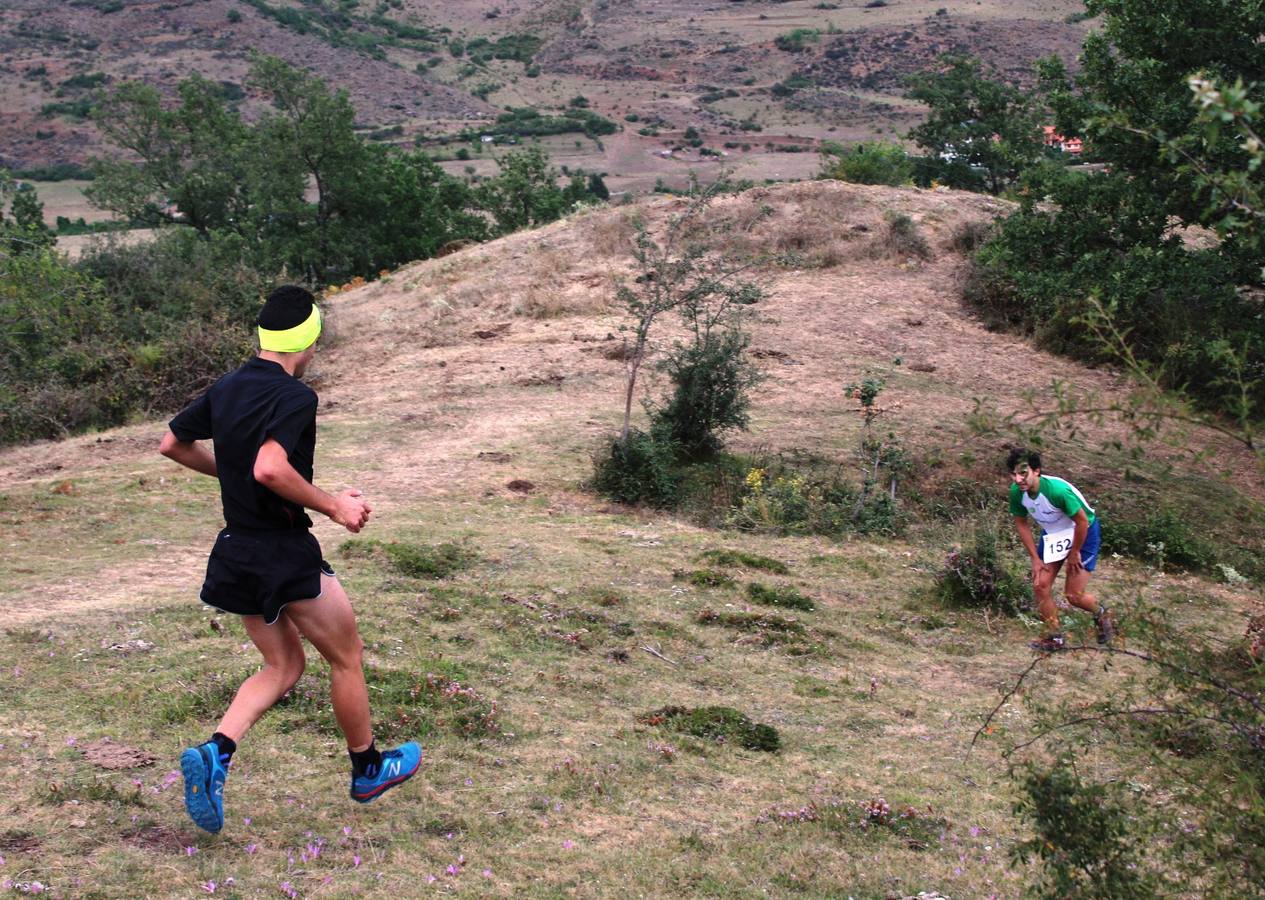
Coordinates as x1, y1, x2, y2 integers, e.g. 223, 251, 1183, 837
80, 738, 158, 770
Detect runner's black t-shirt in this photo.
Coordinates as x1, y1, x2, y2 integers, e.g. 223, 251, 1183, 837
169, 356, 317, 531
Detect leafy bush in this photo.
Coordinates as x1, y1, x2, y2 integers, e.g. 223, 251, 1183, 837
820, 141, 913, 186
0, 229, 263, 445
774, 28, 821, 52
1012, 760, 1157, 898
638, 705, 780, 751
935, 520, 1032, 615
652, 328, 761, 460
746, 581, 815, 611
591, 429, 680, 507
728, 465, 901, 536
968, 166, 1265, 416
1099, 506, 1215, 572
946, 219, 992, 254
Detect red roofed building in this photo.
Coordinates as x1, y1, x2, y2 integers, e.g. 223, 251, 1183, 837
1042, 125, 1083, 155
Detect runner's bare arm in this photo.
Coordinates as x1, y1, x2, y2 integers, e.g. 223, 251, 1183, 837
1065, 510, 1090, 574
159, 429, 218, 477
1014, 515, 1044, 581
253, 438, 372, 533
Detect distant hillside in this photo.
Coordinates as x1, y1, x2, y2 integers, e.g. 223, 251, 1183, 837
1, 0, 1091, 190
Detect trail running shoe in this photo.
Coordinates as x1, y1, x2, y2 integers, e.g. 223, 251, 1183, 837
350, 742, 422, 804
1029, 633, 1067, 653
1095, 606, 1116, 645
180, 741, 229, 833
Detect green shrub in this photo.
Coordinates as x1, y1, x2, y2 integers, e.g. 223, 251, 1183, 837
651, 328, 761, 461
680, 568, 735, 587
0, 231, 262, 445
591, 430, 680, 507
1099, 506, 1215, 572
968, 167, 1265, 416
935, 520, 1032, 615
1013, 760, 1156, 898
698, 548, 789, 574
774, 28, 821, 52
820, 141, 913, 186
639, 705, 780, 751
728, 464, 901, 537
747, 582, 815, 611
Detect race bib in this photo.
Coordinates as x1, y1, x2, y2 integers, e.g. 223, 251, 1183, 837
1042, 526, 1076, 564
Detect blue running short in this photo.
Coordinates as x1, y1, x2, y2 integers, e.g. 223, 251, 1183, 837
1040, 518, 1101, 572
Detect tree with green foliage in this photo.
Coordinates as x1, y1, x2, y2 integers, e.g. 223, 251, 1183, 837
475, 147, 588, 234
593, 178, 765, 504
89, 75, 251, 234
88, 56, 487, 282
587, 172, 610, 201
0, 172, 55, 254
967, 1, 1265, 427
247, 54, 366, 279
906, 55, 1042, 194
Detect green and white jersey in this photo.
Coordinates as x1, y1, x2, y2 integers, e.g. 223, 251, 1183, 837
1009, 476, 1096, 533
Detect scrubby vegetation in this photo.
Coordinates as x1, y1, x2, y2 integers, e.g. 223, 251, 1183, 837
638, 705, 781, 752
935, 519, 1032, 616
0, 56, 613, 446
746, 582, 815, 612
819, 141, 913, 186
339, 539, 477, 579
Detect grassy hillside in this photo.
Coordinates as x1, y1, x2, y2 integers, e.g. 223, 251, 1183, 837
0, 182, 1259, 897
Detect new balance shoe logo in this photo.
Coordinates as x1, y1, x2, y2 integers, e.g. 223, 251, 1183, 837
384, 759, 401, 778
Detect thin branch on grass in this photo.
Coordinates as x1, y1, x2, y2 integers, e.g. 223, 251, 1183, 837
1002, 706, 1247, 757
640, 644, 678, 666
970, 643, 1265, 758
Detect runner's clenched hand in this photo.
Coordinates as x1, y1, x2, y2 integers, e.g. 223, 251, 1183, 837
331, 489, 371, 533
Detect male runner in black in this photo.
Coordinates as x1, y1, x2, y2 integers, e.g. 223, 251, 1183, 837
160, 285, 419, 833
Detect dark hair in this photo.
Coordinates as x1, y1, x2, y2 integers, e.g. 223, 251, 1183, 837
257, 285, 316, 330
1006, 448, 1041, 472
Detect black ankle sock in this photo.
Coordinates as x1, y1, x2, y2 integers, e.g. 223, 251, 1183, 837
350, 741, 382, 778
210, 732, 237, 761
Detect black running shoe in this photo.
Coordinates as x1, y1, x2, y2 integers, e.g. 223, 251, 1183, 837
1029, 633, 1066, 653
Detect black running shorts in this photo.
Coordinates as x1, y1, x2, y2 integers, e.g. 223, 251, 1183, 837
199, 528, 335, 624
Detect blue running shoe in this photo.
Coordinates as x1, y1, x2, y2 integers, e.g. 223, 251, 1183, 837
350, 742, 421, 804
180, 741, 228, 833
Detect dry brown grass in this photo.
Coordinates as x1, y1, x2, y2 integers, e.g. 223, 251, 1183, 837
0, 179, 1260, 897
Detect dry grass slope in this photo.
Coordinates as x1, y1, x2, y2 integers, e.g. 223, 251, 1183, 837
0, 181, 1260, 897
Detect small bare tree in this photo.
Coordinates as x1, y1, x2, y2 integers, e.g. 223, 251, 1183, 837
613, 178, 765, 445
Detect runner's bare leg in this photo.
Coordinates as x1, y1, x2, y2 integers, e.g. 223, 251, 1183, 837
216, 615, 306, 742
282, 573, 373, 750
